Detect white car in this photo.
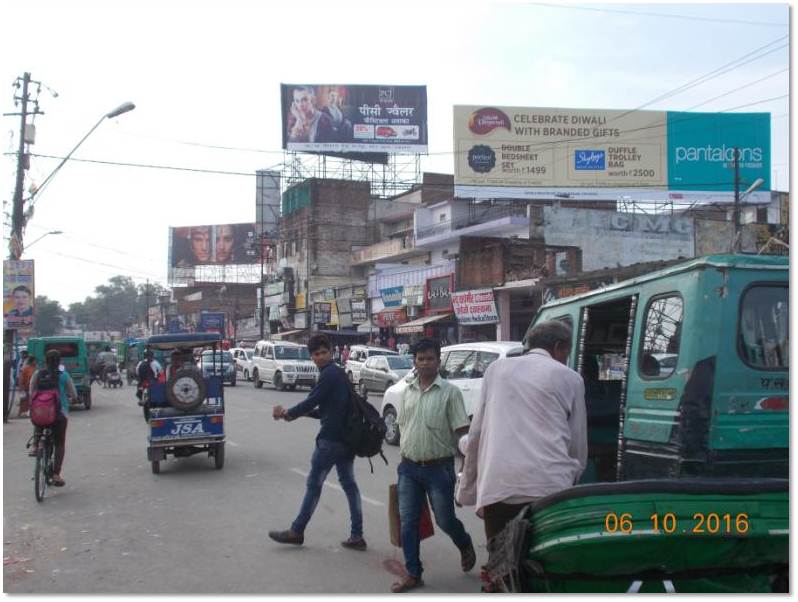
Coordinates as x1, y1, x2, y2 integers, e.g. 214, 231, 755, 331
380, 341, 525, 446
230, 347, 255, 381
345, 345, 398, 384
251, 340, 319, 391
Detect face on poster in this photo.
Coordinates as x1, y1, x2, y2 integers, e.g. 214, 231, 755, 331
4, 260, 34, 330
170, 223, 259, 267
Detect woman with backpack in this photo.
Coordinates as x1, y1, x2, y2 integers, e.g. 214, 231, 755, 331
27, 349, 77, 487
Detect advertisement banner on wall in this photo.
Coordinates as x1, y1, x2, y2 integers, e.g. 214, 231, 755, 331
375, 307, 408, 328
451, 289, 499, 325
3, 259, 34, 331
170, 223, 260, 267
281, 84, 428, 154
381, 286, 405, 308
425, 275, 454, 313
313, 302, 331, 325
454, 106, 770, 203
294, 312, 307, 330
351, 298, 368, 323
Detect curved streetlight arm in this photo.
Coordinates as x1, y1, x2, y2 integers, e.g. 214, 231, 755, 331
30, 101, 136, 204
22, 230, 63, 253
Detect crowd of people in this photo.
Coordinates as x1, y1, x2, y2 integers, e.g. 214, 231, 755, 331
266, 320, 586, 593
12, 319, 586, 592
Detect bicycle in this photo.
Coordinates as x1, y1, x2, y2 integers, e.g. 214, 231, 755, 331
29, 427, 55, 502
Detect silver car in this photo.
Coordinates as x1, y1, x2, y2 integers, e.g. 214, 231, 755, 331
358, 355, 414, 397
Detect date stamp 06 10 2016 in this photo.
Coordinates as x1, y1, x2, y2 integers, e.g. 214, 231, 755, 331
604, 512, 750, 535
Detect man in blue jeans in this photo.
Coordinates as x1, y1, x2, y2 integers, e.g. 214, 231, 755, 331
391, 338, 476, 593
270, 334, 365, 550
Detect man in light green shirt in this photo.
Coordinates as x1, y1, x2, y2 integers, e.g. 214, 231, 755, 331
390, 338, 475, 593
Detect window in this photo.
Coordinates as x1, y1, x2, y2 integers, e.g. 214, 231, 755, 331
264, 347, 273, 359
443, 350, 478, 379
739, 285, 788, 369
364, 357, 376, 368
386, 356, 413, 370
275, 346, 310, 360
639, 294, 684, 379
472, 352, 499, 378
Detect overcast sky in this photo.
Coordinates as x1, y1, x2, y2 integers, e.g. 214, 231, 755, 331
1, 1, 790, 308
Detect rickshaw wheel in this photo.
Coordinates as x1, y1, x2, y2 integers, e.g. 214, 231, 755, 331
151, 461, 160, 474
214, 443, 225, 469
166, 368, 206, 412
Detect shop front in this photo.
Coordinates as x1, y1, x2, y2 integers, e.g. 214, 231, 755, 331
374, 307, 408, 348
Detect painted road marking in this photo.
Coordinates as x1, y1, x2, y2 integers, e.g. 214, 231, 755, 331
290, 468, 384, 507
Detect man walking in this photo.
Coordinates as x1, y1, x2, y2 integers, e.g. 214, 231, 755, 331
457, 320, 587, 543
391, 338, 475, 593
270, 334, 366, 550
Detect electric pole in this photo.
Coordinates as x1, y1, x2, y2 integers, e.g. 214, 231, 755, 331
6, 72, 43, 259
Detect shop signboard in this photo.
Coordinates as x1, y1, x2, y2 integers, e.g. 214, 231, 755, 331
328, 300, 339, 326
265, 281, 284, 296
324, 288, 336, 301
401, 284, 425, 307
281, 84, 428, 153
198, 311, 225, 334
3, 259, 34, 331
313, 302, 331, 324
380, 286, 404, 308
454, 106, 771, 203
351, 298, 368, 323
425, 275, 454, 313
295, 291, 306, 310
451, 289, 499, 325
375, 307, 408, 328
294, 312, 307, 329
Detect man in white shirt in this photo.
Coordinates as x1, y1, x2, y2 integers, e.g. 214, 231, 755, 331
456, 320, 587, 542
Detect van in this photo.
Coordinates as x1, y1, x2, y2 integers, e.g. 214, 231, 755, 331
345, 345, 398, 384
529, 254, 788, 483
251, 340, 318, 391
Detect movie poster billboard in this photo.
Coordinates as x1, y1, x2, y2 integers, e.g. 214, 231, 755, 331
454, 106, 770, 203
3, 259, 34, 331
281, 84, 428, 153
169, 223, 260, 268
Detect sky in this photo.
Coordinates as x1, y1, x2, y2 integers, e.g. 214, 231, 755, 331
1, 1, 791, 309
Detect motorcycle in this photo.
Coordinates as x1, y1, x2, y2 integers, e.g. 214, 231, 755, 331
103, 364, 123, 389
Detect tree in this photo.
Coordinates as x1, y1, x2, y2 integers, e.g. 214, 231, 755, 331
34, 296, 64, 336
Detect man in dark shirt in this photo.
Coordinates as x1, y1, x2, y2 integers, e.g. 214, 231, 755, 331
269, 334, 366, 550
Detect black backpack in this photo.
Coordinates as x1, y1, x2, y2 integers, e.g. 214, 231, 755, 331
339, 367, 388, 471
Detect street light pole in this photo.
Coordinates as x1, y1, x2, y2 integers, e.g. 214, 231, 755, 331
731, 146, 765, 253
21, 230, 63, 254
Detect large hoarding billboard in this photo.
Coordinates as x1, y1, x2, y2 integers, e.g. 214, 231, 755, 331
169, 223, 259, 268
454, 106, 770, 203
4, 259, 34, 331
281, 84, 428, 153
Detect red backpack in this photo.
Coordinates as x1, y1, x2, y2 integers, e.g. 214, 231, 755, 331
30, 369, 61, 427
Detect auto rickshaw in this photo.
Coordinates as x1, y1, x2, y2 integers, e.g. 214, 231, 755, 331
27, 336, 92, 409
142, 333, 226, 474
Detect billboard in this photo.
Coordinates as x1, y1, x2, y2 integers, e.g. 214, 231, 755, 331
451, 289, 499, 325
454, 106, 771, 203
198, 312, 225, 334
3, 259, 34, 331
281, 84, 428, 153
169, 223, 260, 268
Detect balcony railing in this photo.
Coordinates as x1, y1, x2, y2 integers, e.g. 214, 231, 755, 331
416, 204, 528, 240
352, 235, 416, 264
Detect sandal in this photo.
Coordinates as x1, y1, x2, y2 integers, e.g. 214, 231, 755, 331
391, 575, 423, 593
52, 475, 65, 487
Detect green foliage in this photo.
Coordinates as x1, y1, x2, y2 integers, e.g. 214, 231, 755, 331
33, 296, 64, 336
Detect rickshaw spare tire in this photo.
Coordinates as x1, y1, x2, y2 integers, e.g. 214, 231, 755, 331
166, 368, 206, 412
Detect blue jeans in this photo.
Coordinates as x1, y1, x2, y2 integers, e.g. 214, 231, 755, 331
292, 439, 363, 539
397, 458, 472, 578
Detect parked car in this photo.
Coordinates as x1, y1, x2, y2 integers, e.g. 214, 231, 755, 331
345, 345, 398, 384
198, 349, 236, 386
230, 347, 255, 381
380, 341, 524, 446
358, 354, 414, 397
251, 340, 318, 391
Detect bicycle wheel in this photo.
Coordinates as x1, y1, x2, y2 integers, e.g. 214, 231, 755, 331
34, 441, 47, 502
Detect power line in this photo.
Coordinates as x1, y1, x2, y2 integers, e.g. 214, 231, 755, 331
685, 68, 789, 111
527, 3, 788, 28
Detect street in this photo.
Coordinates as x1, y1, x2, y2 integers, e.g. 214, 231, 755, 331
3, 379, 486, 594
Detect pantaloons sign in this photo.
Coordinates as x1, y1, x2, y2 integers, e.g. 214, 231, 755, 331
454, 107, 770, 204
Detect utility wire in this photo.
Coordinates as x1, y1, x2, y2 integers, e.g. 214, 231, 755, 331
526, 2, 788, 27
685, 68, 789, 110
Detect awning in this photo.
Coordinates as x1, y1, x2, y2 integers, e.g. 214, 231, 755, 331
395, 313, 453, 334
272, 329, 306, 340
318, 329, 364, 337
356, 321, 378, 334
493, 278, 541, 291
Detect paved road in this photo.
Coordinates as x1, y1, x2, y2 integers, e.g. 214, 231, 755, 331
3, 377, 487, 594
